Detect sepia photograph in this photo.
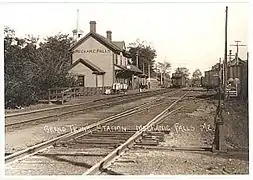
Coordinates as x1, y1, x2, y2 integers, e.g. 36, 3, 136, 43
1, 0, 250, 177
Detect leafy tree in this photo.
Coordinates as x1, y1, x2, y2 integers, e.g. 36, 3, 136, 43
4, 27, 75, 108
128, 39, 157, 76
175, 67, 190, 79
4, 27, 37, 107
192, 69, 202, 79
192, 69, 202, 87
156, 61, 171, 85
157, 61, 171, 74
33, 34, 75, 93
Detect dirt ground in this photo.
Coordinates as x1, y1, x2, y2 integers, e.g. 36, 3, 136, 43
110, 94, 249, 175
222, 99, 249, 151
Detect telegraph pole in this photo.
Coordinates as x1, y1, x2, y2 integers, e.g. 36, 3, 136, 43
213, 58, 225, 152
230, 41, 247, 65
148, 63, 151, 79
142, 61, 145, 74
148, 63, 151, 89
224, 6, 228, 99
155, 63, 158, 79
136, 50, 139, 69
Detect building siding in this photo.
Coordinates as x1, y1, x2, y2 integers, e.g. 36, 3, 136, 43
69, 63, 96, 87
71, 36, 114, 87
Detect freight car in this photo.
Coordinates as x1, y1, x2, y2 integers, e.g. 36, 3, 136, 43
171, 73, 186, 88
202, 70, 219, 90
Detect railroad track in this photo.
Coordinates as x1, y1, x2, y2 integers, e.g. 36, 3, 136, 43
5, 88, 176, 128
5, 90, 190, 175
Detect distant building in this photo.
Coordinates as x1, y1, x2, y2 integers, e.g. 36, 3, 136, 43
68, 21, 142, 89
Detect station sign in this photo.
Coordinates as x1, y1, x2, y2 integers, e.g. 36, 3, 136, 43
73, 49, 111, 54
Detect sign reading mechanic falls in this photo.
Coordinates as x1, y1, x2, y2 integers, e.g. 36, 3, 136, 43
73, 49, 111, 53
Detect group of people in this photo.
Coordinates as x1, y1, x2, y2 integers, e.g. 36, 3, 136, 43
104, 78, 150, 95
112, 83, 128, 94
104, 83, 128, 95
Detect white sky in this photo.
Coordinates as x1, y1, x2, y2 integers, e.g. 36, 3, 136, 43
1, 1, 249, 75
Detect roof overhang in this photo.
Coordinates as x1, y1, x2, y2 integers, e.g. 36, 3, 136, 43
69, 32, 122, 54
69, 58, 105, 75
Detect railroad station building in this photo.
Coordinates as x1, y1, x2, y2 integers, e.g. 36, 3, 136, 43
68, 21, 143, 89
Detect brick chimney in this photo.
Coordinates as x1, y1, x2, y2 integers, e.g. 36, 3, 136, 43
90, 21, 96, 33
106, 30, 112, 41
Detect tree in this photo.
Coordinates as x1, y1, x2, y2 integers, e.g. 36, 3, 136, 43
192, 69, 202, 87
192, 69, 202, 79
4, 27, 75, 107
128, 39, 157, 76
4, 27, 38, 107
175, 67, 190, 79
157, 61, 171, 74
33, 34, 75, 93
156, 61, 171, 85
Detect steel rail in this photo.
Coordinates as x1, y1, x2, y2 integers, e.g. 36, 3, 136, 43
5, 88, 170, 118
5, 89, 173, 127
5, 96, 168, 164
83, 92, 189, 175
5, 96, 147, 127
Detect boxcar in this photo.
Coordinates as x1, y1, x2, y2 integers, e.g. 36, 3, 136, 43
203, 70, 219, 90
171, 73, 186, 88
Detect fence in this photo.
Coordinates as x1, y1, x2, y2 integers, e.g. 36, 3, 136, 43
48, 86, 111, 104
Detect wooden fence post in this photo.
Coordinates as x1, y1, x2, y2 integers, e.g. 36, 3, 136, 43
61, 91, 64, 104
48, 90, 51, 103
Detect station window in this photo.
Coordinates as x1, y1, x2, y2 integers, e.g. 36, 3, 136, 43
114, 54, 118, 65
77, 75, 85, 87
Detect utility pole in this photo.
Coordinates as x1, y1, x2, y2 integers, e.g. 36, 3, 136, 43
224, 6, 228, 99
160, 70, 163, 86
136, 50, 139, 69
155, 63, 158, 79
142, 61, 145, 74
148, 63, 151, 89
148, 63, 151, 79
230, 41, 247, 65
213, 58, 225, 152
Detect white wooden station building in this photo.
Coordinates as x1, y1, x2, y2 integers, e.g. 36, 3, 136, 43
68, 21, 144, 90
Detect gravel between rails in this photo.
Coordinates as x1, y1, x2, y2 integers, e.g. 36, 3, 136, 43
107, 92, 249, 175
109, 150, 248, 175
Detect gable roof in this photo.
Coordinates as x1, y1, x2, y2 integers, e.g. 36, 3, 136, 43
69, 32, 122, 53
112, 41, 125, 51
211, 57, 246, 70
69, 58, 105, 75
229, 57, 246, 66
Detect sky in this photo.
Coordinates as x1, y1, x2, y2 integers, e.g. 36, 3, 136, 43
1, 1, 249, 76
